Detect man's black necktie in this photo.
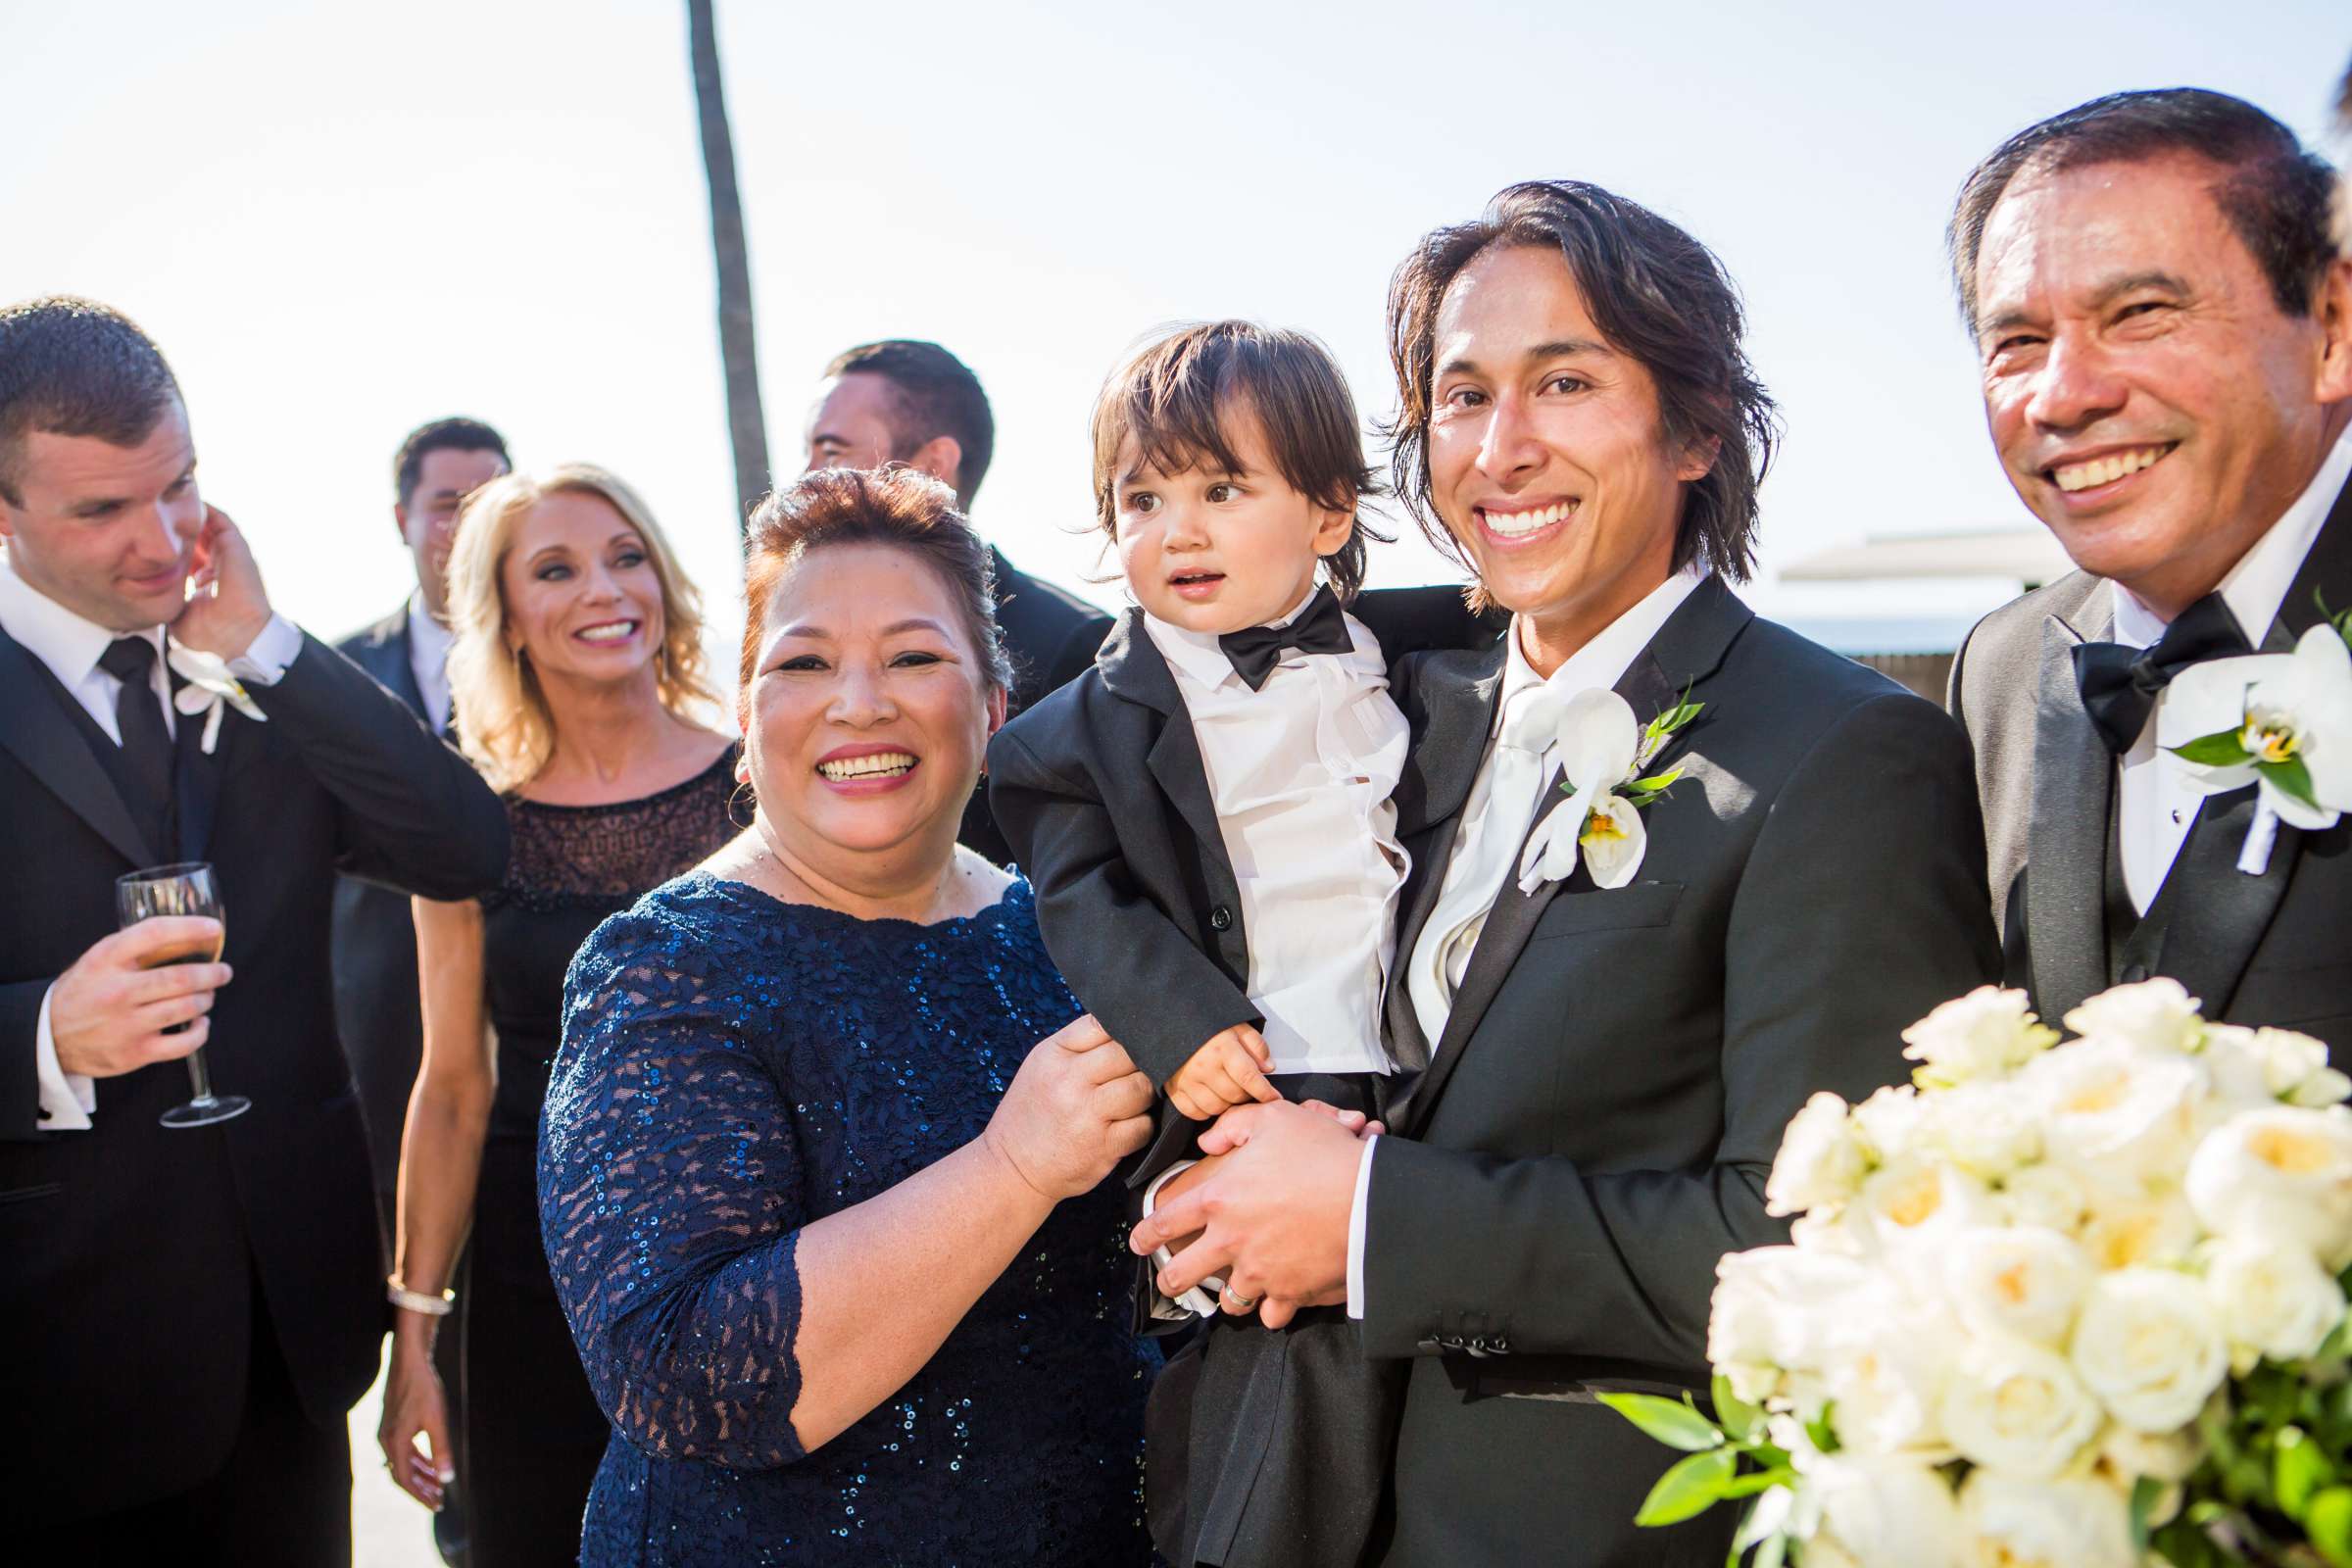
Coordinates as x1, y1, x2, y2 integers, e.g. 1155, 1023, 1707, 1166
2071, 592, 2253, 755
98, 635, 175, 852
1216, 585, 1352, 691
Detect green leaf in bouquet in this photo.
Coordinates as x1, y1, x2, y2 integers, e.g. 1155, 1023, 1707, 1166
1599, 1392, 1725, 1451
1717, 1467, 1796, 1499
2131, 1476, 2166, 1552
1634, 1446, 1739, 1527
1805, 1402, 1840, 1455
1711, 1371, 1761, 1444
2253, 1365, 2303, 1430
2310, 1485, 2352, 1568
2277, 1425, 2336, 1521
2151, 1515, 2244, 1568
2170, 730, 2257, 767
2314, 1306, 2352, 1364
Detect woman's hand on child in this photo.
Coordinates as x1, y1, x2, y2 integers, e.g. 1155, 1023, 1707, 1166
1167, 1023, 1279, 1121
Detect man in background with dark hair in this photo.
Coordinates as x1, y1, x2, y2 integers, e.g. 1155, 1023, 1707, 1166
334, 416, 510, 1232
1946, 88, 2352, 1045
0, 297, 509, 1561
331, 416, 507, 1567
804, 340, 1110, 861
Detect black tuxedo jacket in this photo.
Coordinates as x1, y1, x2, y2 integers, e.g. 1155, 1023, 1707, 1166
1362, 579, 1999, 1567
1949, 477, 2352, 1042
961, 549, 1114, 864
0, 624, 509, 1520
987, 586, 1505, 1087
331, 604, 434, 1203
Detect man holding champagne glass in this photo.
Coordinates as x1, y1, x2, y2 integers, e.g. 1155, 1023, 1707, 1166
0, 296, 510, 1564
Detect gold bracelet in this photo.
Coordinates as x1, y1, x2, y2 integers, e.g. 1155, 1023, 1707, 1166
386, 1277, 456, 1317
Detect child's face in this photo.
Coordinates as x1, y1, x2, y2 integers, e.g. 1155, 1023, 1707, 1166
1110, 407, 1355, 635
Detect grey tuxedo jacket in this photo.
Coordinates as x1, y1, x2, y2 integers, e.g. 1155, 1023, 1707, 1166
1364, 578, 1999, 1567
1949, 475, 2352, 1043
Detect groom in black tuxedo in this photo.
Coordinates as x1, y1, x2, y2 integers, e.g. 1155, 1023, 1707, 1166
1944, 90, 2352, 1042
0, 298, 510, 1562
1134, 181, 1999, 1565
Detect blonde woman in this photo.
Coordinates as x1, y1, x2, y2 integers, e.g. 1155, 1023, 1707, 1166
378, 465, 743, 1564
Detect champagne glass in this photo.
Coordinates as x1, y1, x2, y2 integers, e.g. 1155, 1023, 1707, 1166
115, 861, 250, 1129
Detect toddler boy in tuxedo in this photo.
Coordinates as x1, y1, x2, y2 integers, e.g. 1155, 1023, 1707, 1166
989, 320, 1407, 1568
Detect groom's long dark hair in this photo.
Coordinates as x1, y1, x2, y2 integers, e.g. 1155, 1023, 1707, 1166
1383, 180, 1778, 594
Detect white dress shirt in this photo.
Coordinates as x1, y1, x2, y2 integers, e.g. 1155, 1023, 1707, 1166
0, 550, 301, 1131
1140, 593, 1410, 1075
1348, 565, 1706, 1317
2113, 421, 2352, 913
407, 591, 456, 734
1134, 588, 1410, 1318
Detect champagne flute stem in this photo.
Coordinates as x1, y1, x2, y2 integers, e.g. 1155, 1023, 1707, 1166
185, 1048, 217, 1107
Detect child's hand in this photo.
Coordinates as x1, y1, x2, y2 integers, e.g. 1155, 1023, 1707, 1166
1166, 1024, 1279, 1121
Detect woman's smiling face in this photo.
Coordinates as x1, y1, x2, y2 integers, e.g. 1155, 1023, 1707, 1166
745, 540, 1004, 874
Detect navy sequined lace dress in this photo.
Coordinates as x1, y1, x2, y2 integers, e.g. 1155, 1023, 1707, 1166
540, 871, 1153, 1567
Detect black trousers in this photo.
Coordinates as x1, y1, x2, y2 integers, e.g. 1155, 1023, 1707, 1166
26, 1274, 352, 1566
1146, 1070, 1397, 1568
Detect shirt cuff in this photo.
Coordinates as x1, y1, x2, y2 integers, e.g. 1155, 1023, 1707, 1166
1346, 1133, 1378, 1320
33, 985, 95, 1131
227, 614, 303, 685
1140, 1158, 1223, 1319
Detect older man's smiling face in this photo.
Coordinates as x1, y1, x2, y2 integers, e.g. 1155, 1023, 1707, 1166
1973, 152, 2352, 616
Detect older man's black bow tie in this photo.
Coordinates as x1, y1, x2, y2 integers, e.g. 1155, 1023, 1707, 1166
2071, 591, 2252, 755
1217, 586, 1352, 690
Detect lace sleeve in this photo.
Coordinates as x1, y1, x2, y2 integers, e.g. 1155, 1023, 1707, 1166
541, 911, 808, 1471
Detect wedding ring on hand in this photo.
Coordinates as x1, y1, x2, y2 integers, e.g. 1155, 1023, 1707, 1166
1222, 1287, 1257, 1312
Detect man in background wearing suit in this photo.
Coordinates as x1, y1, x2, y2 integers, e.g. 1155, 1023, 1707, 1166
334, 416, 510, 1231
0, 298, 510, 1561
801, 339, 1112, 862
1945, 89, 2352, 1045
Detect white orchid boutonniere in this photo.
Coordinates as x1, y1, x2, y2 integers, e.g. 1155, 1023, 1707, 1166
2163, 607, 2352, 875
1517, 688, 1702, 894
167, 643, 268, 755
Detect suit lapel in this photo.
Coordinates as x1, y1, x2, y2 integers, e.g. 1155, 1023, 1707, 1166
364, 608, 427, 719
1382, 643, 1509, 1076
1094, 610, 1241, 906
2141, 482, 2352, 1016
2025, 604, 2116, 1023
1395, 579, 1750, 1137
0, 624, 158, 867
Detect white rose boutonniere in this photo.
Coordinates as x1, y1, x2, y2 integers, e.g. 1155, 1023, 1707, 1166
2164, 611, 2352, 874
1517, 687, 1700, 895
167, 644, 268, 755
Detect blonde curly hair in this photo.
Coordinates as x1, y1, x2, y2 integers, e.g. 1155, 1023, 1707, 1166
443, 464, 720, 792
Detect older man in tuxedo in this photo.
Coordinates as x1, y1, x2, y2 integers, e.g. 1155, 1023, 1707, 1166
0, 298, 509, 1563
1943, 89, 2352, 1044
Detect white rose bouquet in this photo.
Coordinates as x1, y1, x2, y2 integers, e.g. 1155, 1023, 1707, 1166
1607, 980, 2352, 1567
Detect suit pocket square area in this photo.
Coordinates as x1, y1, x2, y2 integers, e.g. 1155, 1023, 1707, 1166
1527, 880, 1685, 944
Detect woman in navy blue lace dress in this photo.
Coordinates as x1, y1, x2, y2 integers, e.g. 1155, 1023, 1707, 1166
541, 467, 1157, 1566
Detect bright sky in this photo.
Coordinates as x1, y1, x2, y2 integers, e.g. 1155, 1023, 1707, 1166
5, 0, 2347, 671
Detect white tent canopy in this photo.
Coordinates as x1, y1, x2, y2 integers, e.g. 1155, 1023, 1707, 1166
1781, 528, 2072, 586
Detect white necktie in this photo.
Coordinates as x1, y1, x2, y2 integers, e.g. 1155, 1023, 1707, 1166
1406, 681, 1566, 1050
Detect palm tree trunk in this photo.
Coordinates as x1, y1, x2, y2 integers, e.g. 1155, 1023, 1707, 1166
686, 0, 769, 535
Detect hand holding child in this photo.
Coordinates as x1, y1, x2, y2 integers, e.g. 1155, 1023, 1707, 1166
1166, 1023, 1279, 1121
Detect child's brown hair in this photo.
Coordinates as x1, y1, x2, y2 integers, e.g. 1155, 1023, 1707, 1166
1090, 320, 1388, 600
